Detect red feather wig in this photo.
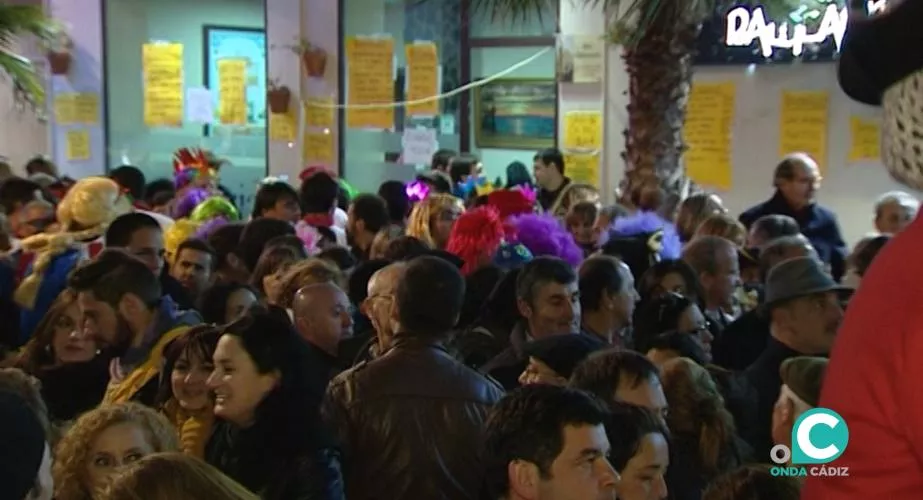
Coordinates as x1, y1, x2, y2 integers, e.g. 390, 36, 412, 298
172, 147, 211, 176
487, 189, 535, 219
447, 206, 506, 275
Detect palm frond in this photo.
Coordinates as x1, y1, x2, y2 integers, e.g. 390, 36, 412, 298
0, 4, 55, 109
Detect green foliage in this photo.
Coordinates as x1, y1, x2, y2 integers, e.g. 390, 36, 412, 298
0, 4, 56, 109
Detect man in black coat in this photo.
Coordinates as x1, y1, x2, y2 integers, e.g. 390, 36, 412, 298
739, 154, 848, 282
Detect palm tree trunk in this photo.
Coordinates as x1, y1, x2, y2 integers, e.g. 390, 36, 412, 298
620, 3, 702, 215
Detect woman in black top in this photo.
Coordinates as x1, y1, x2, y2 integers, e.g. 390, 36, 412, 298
205, 308, 344, 499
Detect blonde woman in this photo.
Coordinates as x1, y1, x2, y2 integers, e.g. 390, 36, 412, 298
694, 213, 747, 248
54, 403, 180, 500
100, 452, 257, 500
675, 193, 725, 242
406, 193, 464, 249
276, 257, 343, 309
660, 357, 745, 499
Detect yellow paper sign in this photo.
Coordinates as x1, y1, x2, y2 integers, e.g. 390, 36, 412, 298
780, 90, 829, 172
406, 42, 439, 116
142, 43, 184, 127
346, 37, 394, 129
684, 82, 735, 190
269, 112, 297, 142
563, 111, 602, 150
65, 129, 91, 161
53, 93, 77, 124
217, 59, 248, 125
848, 116, 881, 162
564, 153, 600, 188
304, 131, 334, 164
304, 97, 335, 129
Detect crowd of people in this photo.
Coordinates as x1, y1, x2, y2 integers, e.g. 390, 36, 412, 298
0, 139, 913, 500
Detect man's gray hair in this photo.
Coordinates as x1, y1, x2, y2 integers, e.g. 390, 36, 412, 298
874, 190, 919, 218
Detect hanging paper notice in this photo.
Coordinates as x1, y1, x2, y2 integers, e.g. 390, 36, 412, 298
304, 97, 334, 129
142, 43, 184, 127
401, 127, 438, 165
270, 112, 297, 142
65, 129, 91, 161
346, 37, 394, 129
684, 82, 735, 190
557, 35, 605, 83
563, 153, 600, 188
848, 116, 881, 162
563, 111, 602, 150
217, 59, 248, 125
406, 42, 439, 117
779, 90, 829, 171
54, 93, 99, 125
185, 87, 214, 124
304, 132, 334, 164
53, 94, 76, 124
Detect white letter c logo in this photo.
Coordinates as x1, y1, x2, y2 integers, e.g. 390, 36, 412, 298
797, 412, 841, 460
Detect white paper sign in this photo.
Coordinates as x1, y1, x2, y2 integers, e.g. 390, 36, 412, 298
185, 87, 214, 124
401, 127, 438, 166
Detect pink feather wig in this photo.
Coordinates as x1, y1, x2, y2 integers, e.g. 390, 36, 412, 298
446, 206, 506, 275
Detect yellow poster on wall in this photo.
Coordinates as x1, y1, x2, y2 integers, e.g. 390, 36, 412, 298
563, 111, 602, 150
406, 42, 439, 117
269, 111, 297, 142
304, 97, 335, 129
217, 59, 248, 125
65, 129, 91, 161
683, 82, 735, 191
848, 116, 881, 162
142, 43, 183, 127
53, 92, 99, 125
563, 153, 600, 189
346, 37, 394, 129
304, 131, 335, 164
779, 90, 829, 172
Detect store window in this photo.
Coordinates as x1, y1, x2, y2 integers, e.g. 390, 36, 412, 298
103, 0, 267, 214
341, 0, 462, 193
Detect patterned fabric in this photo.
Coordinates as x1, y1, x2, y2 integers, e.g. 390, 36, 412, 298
882, 70, 923, 190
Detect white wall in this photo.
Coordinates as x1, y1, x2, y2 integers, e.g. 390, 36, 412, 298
693, 63, 908, 246
0, 30, 47, 173
104, 0, 266, 210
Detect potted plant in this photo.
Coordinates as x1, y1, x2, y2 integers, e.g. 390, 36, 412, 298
290, 37, 327, 78
0, 4, 55, 109
43, 21, 73, 76
267, 79, 291, 114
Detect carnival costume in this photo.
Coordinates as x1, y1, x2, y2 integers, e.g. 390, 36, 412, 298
602, 210, 682, 279
506, 213, 584, 268
15, 177, 133, 339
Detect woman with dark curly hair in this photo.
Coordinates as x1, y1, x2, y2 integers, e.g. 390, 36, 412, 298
205, 309, 344, 499
53, 402, 180, 500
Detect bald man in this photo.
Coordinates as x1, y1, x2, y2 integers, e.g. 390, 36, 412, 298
739, 153, 847, 281
359, 262, 406, 362
292, 282, 354, 359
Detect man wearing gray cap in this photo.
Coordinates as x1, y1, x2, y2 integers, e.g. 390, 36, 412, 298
741, 256, 846, 460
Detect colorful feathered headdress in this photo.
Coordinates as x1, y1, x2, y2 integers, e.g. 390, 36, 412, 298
173, 147, 219, 190
446, 206, 506, 275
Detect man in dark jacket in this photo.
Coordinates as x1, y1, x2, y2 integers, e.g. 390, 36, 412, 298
323, 256, 504, 500
739, 154, 848, 282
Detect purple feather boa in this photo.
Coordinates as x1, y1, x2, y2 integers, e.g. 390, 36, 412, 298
608, 211, 682, 259
172, 187, 210, 219
507, 213, 583, 267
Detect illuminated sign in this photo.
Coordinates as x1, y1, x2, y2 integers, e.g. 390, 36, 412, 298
724, 1, 887, 57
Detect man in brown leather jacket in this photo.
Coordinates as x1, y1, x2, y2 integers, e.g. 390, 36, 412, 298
323, 255, 504, 500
